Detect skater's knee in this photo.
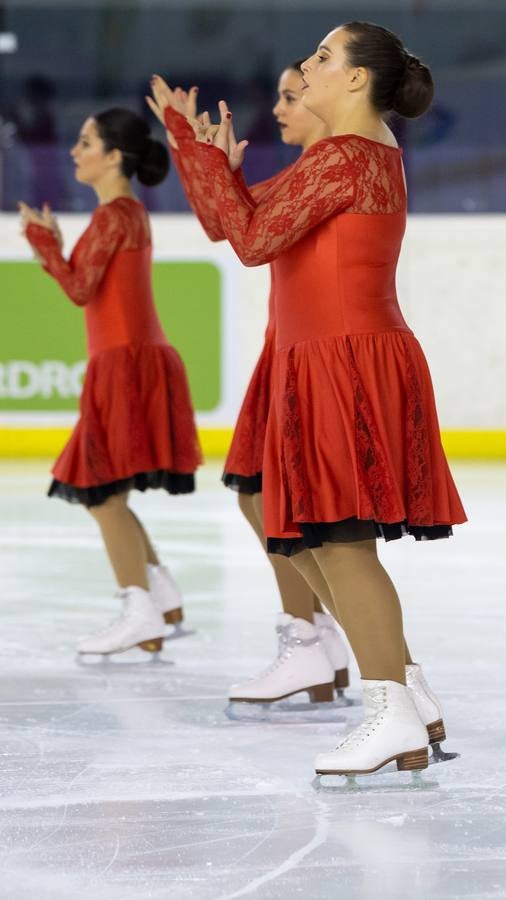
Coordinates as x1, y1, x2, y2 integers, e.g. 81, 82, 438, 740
87, 492, 129, 521
313, 539, 378, 571
239, 494, 262, 530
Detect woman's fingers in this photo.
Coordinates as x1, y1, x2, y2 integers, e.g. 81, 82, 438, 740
42, 203, 53, 226
145, 95, 164, 125
218, 99, 232, 122
229, 140, 249, 172
215, 104, 248, 171
18, 201, 54, 230
150, 75, 176, 113
187, 86, 199, 119
211, 100, 232, 155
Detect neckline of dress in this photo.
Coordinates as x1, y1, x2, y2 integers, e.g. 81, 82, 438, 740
99, 196, 143, 208
329, 133, 402, 152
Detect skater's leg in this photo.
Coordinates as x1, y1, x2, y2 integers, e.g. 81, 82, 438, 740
289, 549, 339, 621
237, 492, 321, 621
312, 540, 406, 684
88, 492, 149, 590
129, 508, 159, 566
291, 546, 414, 666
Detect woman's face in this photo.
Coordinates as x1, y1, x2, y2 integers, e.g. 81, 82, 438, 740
272, 67, 322, 146
301, 27, 359, 120
70, 118, 118, 185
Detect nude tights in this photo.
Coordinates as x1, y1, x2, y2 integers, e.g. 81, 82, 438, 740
290, 542, 414, 684
87, 492, 159, 590
237, 492, 323, 622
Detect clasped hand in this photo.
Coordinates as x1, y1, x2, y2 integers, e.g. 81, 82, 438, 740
18, 201, 63, 251
146, 75, 248, 172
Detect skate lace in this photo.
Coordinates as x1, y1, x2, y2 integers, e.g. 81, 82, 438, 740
336, 686, 387, 751
255, 624, 318, 678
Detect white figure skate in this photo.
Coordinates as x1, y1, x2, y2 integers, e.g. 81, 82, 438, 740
313, 679, 429, 789
226, 614, 338, 720
406, 664, 459, 763
148, 564, 192, 640
77, 586, 165, 659
314, 611, 350, 696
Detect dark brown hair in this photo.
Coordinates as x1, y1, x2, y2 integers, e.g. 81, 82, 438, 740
94, 108, 169, 186
342, 22, 434, 119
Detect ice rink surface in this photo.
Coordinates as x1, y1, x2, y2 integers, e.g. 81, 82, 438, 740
0, 460, 505, 900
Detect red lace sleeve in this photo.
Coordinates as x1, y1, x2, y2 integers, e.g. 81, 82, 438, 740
165, 108, 285, 241
196, 137, 358, 266
165, 108, 227, 242
248, 168, 294, 202
25, 204, 127, 307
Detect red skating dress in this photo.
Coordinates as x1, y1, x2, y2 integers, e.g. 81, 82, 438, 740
167, 108, 284, 493
193, 132, 467, 555
26, 197, 201, 506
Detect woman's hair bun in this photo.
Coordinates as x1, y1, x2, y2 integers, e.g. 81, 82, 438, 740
392, 53, 434, 119
137, 137, 169, 186
342, 22, 434, 120
94, 107, 170, 186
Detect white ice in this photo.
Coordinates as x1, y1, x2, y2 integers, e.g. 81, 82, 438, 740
0, 460, 505, 900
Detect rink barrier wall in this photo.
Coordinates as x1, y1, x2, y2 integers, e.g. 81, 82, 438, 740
0, 427, 505, 460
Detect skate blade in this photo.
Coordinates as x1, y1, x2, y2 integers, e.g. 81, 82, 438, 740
163, 623, 196, 642
225, 697, 351, 724
429, 743, 461, 765
312, 767, 439, 794
75, 650, 174, 669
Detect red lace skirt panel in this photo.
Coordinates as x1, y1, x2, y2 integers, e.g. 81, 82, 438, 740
223, 331, 275, 480
262, 331, 467, 540
52, 343, 202, 489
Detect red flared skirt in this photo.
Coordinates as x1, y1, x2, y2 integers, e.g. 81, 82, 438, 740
49, 342, 202, 505
262, 330, 467, 555
222, 330, 275, 494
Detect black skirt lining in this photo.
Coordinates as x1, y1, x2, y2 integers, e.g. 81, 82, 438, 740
48, 469, 195, 507
222, 472, 263, 494
267, 518, 453, 557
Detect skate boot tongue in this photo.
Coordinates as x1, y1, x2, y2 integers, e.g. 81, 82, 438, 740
362, 681, 388, 717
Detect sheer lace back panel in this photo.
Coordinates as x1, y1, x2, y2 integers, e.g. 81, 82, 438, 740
343, 137, 406, 215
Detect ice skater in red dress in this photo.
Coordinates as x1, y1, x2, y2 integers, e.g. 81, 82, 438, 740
20, 108, 201, 657
148, 66, 352, 708
157, 22, 467, 776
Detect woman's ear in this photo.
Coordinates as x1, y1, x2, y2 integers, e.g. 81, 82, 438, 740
107, 147, 123, 170
348, 67, 369, 93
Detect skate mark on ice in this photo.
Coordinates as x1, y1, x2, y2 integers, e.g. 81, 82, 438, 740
0, 694, 224, 707
98, 834, 120, 877
20, 764, 93, 854
216, 797, 330, 899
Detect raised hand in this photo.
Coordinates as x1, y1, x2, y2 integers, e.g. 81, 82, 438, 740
146, 76, 199, 150
200, 100, 248, 172
18, 201, 62, 261
217, 100, 249, 172
43, 203, 63, 250
19, 201, 59, 234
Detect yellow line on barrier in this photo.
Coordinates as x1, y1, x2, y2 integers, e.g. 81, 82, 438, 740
0, 427, 234, 459
440, 430, 506, 459
0, 428, 505, 460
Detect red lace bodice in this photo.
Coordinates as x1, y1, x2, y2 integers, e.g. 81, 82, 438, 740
26, 198, 167, 356
26, 198, 151, 307
194, 135, 405, 267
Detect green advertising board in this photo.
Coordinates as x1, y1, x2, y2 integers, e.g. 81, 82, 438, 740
0, 260, 221, 412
